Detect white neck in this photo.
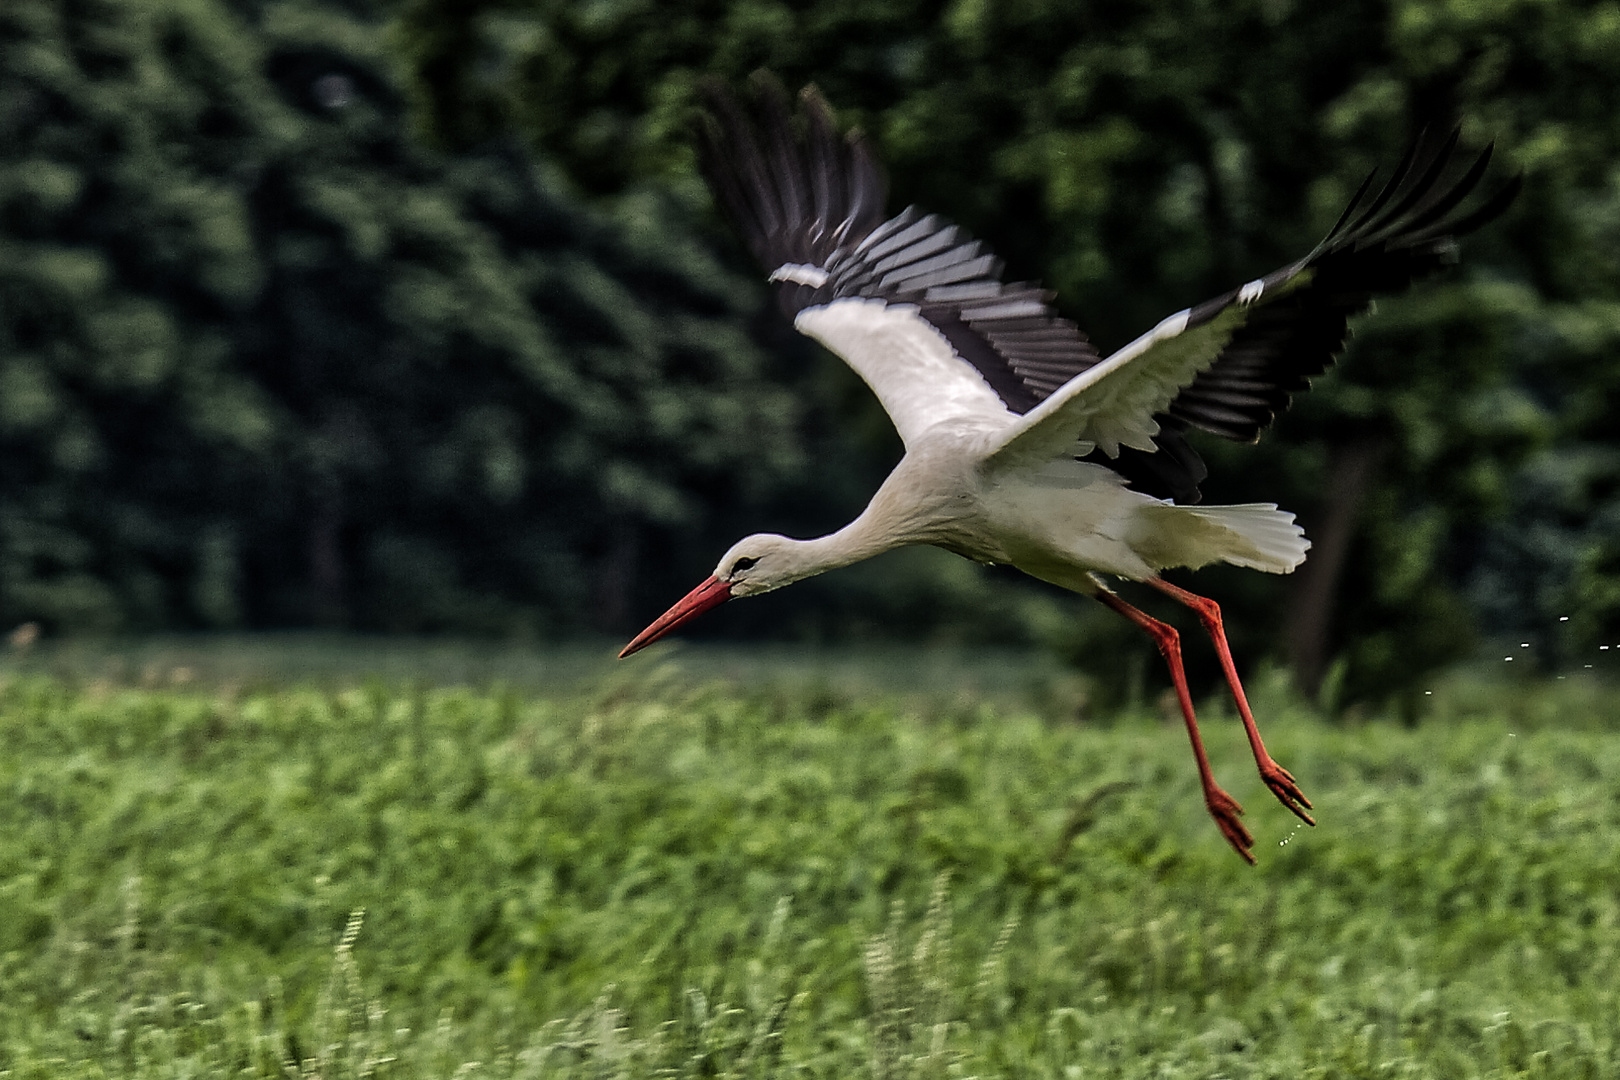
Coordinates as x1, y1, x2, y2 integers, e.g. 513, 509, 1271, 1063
791, 460, 961, 579
728, 500, 916, 598
723, 456, 963, 596
799, 508, 907, 574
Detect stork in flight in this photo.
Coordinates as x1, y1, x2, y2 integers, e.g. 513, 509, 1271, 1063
619, 74, 1519, 862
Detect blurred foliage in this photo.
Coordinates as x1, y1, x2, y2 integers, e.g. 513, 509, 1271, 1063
0, 0, 824, 636
6, 0, 1620, 704
390, 0, 1620, 704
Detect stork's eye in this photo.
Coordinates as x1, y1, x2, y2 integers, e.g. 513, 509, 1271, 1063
730, 556, 759, 575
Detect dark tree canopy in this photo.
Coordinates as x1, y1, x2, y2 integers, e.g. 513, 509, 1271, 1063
5, 0, 1620, 706
389, 0, 1620, 702
0, 0, 811, 634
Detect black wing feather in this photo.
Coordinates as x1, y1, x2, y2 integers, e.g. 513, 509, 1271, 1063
695, 75, 1103, 420
1085, 127, 1519, 501
696, 76, 888, 278
696, 76, 1517, 505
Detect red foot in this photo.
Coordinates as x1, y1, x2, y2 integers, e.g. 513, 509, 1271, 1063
1146, 578, 1320, 833
1258, 757, 1316, 826
1204, 785, 1255, 864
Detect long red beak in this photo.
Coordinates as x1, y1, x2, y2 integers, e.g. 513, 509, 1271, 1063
619, 576, 732, 658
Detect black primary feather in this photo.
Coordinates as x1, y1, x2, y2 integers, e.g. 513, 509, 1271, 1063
695, 76, 1519, 504
1152, 128, 1521, 454
694, 75, 1102, 421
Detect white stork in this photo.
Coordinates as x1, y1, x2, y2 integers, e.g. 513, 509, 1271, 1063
619, 74, 1519, 862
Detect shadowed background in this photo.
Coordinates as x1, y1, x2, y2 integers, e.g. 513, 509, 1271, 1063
4, 0, 1619, 709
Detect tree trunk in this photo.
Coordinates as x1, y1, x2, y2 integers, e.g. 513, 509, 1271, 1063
1285, 439, 1384, 698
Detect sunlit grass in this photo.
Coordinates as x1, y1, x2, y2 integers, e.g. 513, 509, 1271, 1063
1, 644, 1618, 1076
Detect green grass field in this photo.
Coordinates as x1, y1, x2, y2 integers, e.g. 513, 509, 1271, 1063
2, 640, 1619, 1077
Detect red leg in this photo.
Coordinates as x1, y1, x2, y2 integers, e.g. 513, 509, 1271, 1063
1147, 578, 1315, 826
1095, 589, 1255, 864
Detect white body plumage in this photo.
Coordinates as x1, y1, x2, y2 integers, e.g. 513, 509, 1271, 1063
621, 75, 1517, 863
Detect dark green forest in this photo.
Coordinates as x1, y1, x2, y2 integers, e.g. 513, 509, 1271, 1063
4, 0, 1620, 703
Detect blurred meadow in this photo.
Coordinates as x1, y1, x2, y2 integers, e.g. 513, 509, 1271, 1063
3, 645, 1620, 1076
6, 0, 1620, 1074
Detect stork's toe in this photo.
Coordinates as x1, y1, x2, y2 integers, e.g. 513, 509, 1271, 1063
1204, 787, 1255, 864
1259, 760, 1316, 826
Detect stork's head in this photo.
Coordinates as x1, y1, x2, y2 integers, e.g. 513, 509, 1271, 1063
618, 533, 811, 658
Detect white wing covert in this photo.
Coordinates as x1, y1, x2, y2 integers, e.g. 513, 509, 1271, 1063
986, 265, 1310, 471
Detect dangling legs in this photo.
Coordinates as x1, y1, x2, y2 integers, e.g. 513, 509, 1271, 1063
1093, 587, 1256, 863
1148, 577, 1315, 826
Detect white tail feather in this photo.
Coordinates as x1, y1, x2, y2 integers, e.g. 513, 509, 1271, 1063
1186, 503, 1310, 573
1137, 502, 1310, 574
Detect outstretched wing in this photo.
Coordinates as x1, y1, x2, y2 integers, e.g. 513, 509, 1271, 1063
695, 74, 1103, 449
988, 128, 1521, 482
